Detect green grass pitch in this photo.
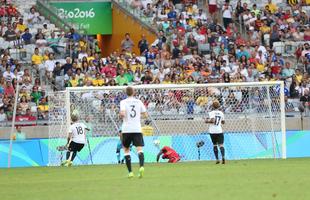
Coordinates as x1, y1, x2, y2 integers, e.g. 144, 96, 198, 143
1, 159, 310, 200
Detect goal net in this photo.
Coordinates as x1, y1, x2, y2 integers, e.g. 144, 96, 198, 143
48, 81, 286, 166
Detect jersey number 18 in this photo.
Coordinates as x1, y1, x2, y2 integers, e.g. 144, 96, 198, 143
76, 126, 84, 135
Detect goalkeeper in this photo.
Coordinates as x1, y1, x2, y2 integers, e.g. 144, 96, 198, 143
156, 146, 180, 163
116, 129, 132, 164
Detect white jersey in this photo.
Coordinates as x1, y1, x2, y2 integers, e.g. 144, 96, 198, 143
120, 97, 146, 133
208, 110, 225, 134
69, 122, 88, 144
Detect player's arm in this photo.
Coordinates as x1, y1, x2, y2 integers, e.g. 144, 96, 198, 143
140, 100, 148, 119
67, 131, 72, 147
156, 150, 163, 162
205, 112, 215, 124
206, 113, 215, 124
221, 113, 225, 124
205, 118, 215, 124
142, 112, 148, 119
119, 101, 126, 119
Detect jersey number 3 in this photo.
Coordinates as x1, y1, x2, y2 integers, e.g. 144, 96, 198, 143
76, 126, 84, 135
130, 105, 136, 118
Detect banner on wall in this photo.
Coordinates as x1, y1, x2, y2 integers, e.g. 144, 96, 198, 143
50, 1, 112, 35
1, 131, 310, 168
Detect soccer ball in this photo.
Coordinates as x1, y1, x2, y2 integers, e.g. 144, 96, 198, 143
72, 109, 79, 117
153, 139, 160, 146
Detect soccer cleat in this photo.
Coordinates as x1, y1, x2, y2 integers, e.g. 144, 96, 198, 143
61, 160, 67, 166
128, 172, 134, 178
222, 159, 225, 164
215, 160, 220, 164
64, 160, 73, 167
138, 167, 144, 178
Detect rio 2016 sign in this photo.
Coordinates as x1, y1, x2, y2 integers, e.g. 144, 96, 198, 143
57, 8, 96, 19
50, 1, 112, 35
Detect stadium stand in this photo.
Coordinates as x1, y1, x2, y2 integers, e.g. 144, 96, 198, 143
0, 0, 309, 127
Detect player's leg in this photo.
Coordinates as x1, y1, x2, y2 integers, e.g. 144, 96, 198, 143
218, 134, 225, 164
72, 143, 84, 162
210, 134, 220, 164
133, 133, 145, 178
168, 157, 180, 163
65, 142, 83, 166
116, 142, 122, 164
122, 133, 133, 178
62, 142, 74, 166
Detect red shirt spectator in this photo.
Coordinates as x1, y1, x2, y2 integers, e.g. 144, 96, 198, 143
235, 34, 246, 46
4, 82, 15, 97
0, 6, 6, 17
101, 64, 117, 78
7, 5, 18, 17
16, 108, 37, 126
271, 63, 282, 75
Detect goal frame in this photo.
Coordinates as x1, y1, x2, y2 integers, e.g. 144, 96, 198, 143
64, 81, 286, 159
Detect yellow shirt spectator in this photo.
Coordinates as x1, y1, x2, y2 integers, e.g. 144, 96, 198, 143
118, 59, 127, 69
256, 63, 265, 72
162, 80, 171, 84
17, 24, 27, 32
87, 56, 95, 63
43, 55, 49, 61
188, 18, 197, 27
130, 63, 144, 72
266, 3, 277, 13
31, 54, 43, 65
84, 76, 93, 84
296, 74, 303, 84
69, 78, 79, 87
38, 104, 48, 112
92, 78, 105, 86
196, 96, 208, 106
260, 26, 271, 34
79, 40, 87, 51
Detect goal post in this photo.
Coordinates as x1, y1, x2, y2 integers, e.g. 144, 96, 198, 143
48, 81, 286, 166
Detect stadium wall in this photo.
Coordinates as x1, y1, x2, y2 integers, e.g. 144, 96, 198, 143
0, 117, 308, 139
100, 1, 157, 56
0, 130, 310, 168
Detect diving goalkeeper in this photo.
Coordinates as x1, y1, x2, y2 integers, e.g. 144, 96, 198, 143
156, 146, 180, 163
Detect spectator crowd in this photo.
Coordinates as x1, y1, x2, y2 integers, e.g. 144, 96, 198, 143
0, 0, 310, 126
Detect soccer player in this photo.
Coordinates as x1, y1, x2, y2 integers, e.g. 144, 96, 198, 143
116, 129, 124, 164
205, 100, 226, 164
116, 129, 132, 164
62, 115, 90, 167
119, 86, 147, 178
156, 146, 180, 163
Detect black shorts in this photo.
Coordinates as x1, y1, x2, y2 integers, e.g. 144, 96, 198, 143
122, 133, 144, 148
68, 141, 84, 152
210, 133, 224, 145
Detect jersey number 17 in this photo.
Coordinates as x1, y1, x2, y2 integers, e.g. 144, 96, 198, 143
214, 116, 221, 126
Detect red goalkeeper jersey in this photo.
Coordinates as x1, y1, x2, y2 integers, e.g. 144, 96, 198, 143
162, 146, 180, 163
